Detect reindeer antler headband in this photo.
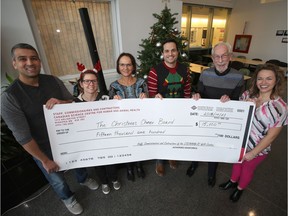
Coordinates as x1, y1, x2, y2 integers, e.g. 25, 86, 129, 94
77, 60, 102, 77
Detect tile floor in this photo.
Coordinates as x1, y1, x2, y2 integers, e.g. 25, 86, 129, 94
2, 126, 287, 216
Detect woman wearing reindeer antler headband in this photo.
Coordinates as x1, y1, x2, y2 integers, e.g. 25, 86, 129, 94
74, 61, 108, 102
74, 62, 121, 195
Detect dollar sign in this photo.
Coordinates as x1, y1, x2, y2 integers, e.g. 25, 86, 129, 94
196, 122, 198, 126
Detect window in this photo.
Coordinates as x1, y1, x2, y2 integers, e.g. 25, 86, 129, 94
24, 0, 117, 78
181, 4, 231, 49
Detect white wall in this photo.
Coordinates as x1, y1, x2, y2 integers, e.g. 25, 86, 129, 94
117, 0, 182, 58
1, 0, 37, 80
227, 0, 287, 62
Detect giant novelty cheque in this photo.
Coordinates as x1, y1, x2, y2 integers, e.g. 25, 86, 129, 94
44, 98, 255, 171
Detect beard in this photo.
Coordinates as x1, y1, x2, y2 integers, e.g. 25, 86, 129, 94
215, 64, 229, 73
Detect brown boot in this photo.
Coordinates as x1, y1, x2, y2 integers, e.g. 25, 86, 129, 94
169, 160, 177, 169
155, 162, 165, 176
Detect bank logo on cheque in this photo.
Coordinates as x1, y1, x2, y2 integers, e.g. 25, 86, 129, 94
193, 106, 214, 111
190, 105, 214, 116
190, 106, 198, 116
191, 105, 197, 110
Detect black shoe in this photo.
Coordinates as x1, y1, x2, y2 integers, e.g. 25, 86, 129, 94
136, 164, 145, 179
219, 180, 237, 190
127, 168, 135, 181
229, 188, 243, 202
186, 164, 198, 177
208, 176, 216, 187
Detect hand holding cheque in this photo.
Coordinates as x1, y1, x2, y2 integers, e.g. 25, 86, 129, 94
44, 98, 255, 171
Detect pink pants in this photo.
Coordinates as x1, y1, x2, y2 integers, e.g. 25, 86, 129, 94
231, 154, 267, 189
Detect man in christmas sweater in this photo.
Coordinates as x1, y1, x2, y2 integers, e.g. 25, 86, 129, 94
147, 38, 191, 176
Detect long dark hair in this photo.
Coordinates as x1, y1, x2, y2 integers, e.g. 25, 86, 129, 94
248, 63, 285, 99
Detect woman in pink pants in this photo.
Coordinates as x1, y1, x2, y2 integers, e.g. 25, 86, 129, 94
219, 63, 287, 202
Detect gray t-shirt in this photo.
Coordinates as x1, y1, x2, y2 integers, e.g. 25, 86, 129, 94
1, 74, 73, 156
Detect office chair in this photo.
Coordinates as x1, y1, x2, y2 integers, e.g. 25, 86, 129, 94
230, 61, 245, 70
239, 68, 250, 76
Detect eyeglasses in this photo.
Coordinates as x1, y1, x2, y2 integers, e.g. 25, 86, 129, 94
119, 63, 132, 68
82, 80, 97, 84
212, 53, 230, 61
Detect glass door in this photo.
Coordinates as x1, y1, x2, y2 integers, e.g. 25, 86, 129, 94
211, 8, 230, 47
181, 4, 231, 50
182, 6, 210, 48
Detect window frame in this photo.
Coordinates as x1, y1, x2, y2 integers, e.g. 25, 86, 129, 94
22, 0, 120, 81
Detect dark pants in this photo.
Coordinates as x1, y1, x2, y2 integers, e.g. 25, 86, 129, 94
127, 161, 142, 169
95, 165, 118, 184
191, 161, 218, 178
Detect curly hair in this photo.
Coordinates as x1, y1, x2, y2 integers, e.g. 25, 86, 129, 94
248, 63, 285, 99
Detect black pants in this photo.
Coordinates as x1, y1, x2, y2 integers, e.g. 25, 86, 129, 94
126, 161, 142, 170
190, 161, 218, 178
95, 165, 118, 184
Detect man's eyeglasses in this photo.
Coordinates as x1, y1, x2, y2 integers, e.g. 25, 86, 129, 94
212, 54, 230, 61
119, 63, 132, 68
82, 80, 97, 84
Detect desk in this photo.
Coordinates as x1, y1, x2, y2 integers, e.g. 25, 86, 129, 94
232, 57, 265, 66
233, 58, 287, 75
190, 63, 208, 73
190, 63, 251, 80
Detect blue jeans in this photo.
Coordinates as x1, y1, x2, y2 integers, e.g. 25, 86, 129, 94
33, 157, 88, 204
